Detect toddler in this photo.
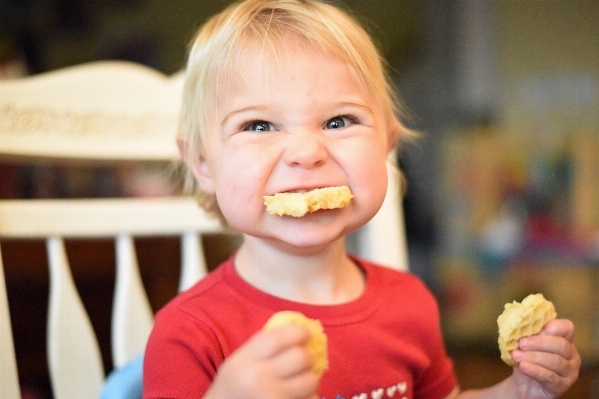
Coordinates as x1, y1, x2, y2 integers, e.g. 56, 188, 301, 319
143, 1, 580, 398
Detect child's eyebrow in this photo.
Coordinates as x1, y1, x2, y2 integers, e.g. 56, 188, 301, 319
336, 102, 374, 115
220, 105, 268, 127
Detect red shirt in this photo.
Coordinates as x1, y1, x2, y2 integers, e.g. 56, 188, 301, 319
143, 255, 457, 399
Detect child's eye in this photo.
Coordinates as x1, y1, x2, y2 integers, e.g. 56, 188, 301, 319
242, 121, 275, 132
325, 116, 354, 129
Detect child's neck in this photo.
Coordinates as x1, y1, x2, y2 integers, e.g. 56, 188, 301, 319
234, 237, 365, 305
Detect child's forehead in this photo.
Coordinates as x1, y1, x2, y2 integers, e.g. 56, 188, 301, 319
231, 39, 335, 77
213, 35, 369, 98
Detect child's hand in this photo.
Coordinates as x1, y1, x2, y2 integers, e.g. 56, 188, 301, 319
510, 319, 581, 398
205, 324, 319, 399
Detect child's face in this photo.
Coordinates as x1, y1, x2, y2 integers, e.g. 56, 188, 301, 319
190, 39, 392, 253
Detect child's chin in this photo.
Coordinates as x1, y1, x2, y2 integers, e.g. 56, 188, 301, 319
271, 227, 351, 252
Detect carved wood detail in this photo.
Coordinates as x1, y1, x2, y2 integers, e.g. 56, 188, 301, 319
1, 105, 178, 139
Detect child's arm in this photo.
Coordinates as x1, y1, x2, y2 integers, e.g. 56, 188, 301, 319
452, 319, 581, 399
204, 324, 320, 399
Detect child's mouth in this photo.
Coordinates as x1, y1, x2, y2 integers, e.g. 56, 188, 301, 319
282, 188, 313, 194
263, 186, 353, 217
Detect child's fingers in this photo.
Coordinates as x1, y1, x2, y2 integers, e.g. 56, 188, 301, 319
512, 331, 581, 391
516, 357, 572, 397
280, 367, 320, 398
515, 353, 580, 398
250, 324, 311, 359
512, 348, 569, 377
518, 334, 577, 364
539, 318, 575, 342
272, 344, 315, 378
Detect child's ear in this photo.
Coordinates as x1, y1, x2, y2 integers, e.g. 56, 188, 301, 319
387, 119, 401, 152
177, 138, 215, 194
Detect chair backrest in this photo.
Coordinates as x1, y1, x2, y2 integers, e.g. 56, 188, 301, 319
0, 61, 407, 399
0, 61, 223, 399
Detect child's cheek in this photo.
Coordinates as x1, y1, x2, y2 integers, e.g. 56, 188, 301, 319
356, 157, 388, 210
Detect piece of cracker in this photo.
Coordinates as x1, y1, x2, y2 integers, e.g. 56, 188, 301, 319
263, 311, 328, 377
264, 186, 353, 217
497, 293, 557, 366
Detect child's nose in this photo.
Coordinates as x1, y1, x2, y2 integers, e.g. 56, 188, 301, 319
283, 131, 328, 169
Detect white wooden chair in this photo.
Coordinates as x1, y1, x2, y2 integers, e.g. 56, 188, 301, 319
0, 61, 408, 399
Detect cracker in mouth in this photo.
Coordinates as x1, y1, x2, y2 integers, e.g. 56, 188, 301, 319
263, 186, 353, 217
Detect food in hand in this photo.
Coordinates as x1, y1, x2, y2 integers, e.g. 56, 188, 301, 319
497, 293, 557, 366
264, 311, 328, 377
263, 186, 353, 217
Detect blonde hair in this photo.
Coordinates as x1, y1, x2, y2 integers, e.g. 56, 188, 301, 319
178, 0, 412, 224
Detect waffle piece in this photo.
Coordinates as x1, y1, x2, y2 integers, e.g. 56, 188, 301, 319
497, 293, 557, 366
264, 311, 328, 378
263, 186, 353, 217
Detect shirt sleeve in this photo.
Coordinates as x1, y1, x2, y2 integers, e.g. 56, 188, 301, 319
143, 306, 222, 399
411, 283, 458, 399
413, 345, 457, 399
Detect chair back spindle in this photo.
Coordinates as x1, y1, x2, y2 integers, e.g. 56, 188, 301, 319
46, 237, 105, 399
0, 247, 21, 399
179, 231, 209, 292
112, 234, 154, 369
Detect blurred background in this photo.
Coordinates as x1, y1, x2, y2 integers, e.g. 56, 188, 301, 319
1, 0, 598, 398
